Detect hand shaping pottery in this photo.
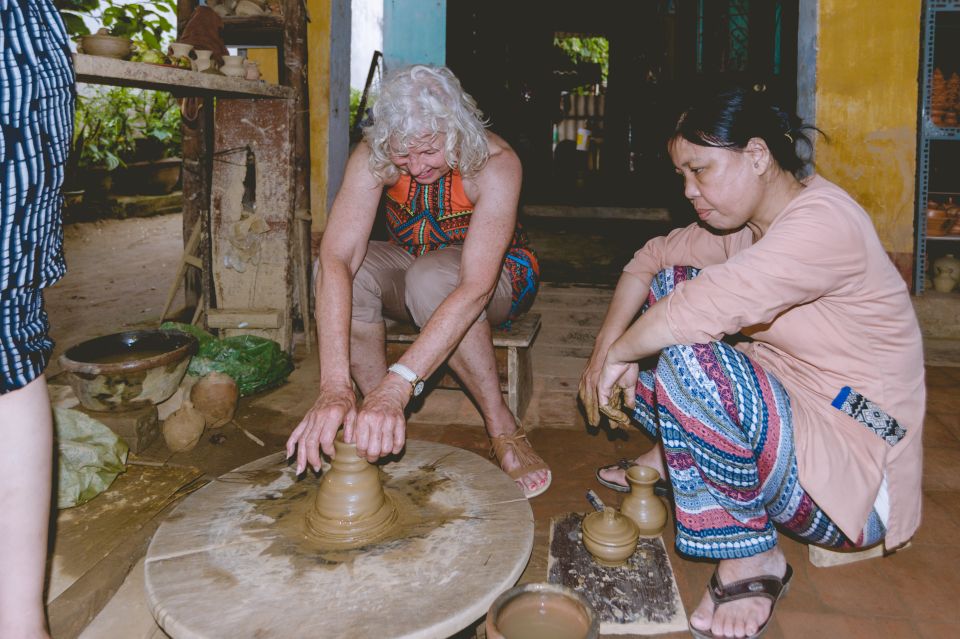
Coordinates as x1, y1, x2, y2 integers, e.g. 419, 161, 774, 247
581, 507, 638, 567
305, 436, 398, 547
619, 465, 668, 537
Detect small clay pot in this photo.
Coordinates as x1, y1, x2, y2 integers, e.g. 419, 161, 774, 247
485, 582, 599, 639
619, 465, 668, 537
220, 55, 246, 78
581, 507, 638, 567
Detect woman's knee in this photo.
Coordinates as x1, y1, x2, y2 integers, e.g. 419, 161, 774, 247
403, 250, 461, 326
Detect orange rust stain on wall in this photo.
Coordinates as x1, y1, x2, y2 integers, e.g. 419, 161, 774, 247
815, 0, 921, 254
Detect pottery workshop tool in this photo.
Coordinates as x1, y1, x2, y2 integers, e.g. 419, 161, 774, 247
547, 512, 686, 635
144, 439, 534, 639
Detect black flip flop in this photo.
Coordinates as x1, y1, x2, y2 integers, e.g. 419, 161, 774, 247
596, 459, 672, 497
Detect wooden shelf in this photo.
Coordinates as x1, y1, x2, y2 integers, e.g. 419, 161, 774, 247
73, 54, 293, 99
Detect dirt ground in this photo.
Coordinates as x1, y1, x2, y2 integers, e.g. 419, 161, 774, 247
45, 214, 186, 379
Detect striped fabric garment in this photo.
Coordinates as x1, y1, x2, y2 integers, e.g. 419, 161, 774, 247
1, 0, 74, 393
384, 171, 539, 320
632, 267, 886, 559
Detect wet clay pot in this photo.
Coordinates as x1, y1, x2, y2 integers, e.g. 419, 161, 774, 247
485, 582, 599, 639
305, 437, 398, 546
581, 507, 638, 567
619, 465, 668, 537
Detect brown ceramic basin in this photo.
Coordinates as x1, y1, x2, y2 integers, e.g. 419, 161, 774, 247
59, 330, 197, 412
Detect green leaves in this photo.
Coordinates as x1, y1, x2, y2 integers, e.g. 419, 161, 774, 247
74, 86, 182, 170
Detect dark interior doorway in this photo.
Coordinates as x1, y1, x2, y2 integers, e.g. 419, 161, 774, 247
447, 0, 798, 210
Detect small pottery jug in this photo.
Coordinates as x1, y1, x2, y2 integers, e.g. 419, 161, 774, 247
243, 59, 261, 81
581, 507, 638, 567
933, 253, 960, 284
485, 582, 599, 639
193, 49, 214, 72
619, 465, 668, 537
220, 54, 246, 78
168, 42, 193, 60
933, 274, 957, 293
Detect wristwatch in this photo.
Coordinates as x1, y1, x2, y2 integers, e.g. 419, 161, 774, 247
388, 363, 425, 397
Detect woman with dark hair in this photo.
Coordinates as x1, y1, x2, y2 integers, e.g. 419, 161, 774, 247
579, 85, 924, 638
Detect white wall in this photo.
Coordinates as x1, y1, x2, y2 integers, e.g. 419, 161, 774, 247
351, 0, 383, 90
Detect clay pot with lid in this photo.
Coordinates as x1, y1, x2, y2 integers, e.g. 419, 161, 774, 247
619, 465, 668, 537
581, 507, 638, 567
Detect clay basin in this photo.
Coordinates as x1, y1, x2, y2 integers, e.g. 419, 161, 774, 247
59, 330, 197, 412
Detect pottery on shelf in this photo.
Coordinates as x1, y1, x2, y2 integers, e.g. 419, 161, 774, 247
193, 49, 215, 72
305, 436, 399, 546
581, 507, 638, 567
619, 465, 668, 537
243, 59, 261, 81
168, 42, 194, 60
78, 34, 132, 59
220, 55, 246, 78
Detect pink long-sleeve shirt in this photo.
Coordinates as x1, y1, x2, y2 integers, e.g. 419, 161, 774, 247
623, 175, 924, 548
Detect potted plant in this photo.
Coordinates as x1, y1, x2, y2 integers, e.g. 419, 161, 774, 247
69, 0, 176, 59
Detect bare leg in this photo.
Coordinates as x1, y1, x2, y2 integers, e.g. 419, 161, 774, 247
689, 546, 788, 638
350, 319, 388, 396
0, 376, 53, 639
446, 319, 549, 494
598, 441, 668, 488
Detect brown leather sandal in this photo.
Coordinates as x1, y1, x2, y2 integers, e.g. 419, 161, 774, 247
689, 563, 793, 639
489, 424, 552, 499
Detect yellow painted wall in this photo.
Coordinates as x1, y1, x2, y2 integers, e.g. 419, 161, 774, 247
815, 0, 921, 254
245, 49, 279, 85
308, 0, 331, 232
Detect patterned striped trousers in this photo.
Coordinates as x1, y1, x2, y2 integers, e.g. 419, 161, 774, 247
632, 267, 886, 559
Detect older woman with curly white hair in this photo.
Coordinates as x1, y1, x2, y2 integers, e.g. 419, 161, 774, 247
286, 65, 550, 498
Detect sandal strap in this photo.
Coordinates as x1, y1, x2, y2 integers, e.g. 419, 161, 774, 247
708, 564, 793, 605
489, 424, 550, 480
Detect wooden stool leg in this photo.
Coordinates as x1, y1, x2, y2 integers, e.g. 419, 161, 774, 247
507, 345, 533, 421
160, 218, 203, 323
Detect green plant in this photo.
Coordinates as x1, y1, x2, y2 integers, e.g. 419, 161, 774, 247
74, 86, 181, 171
101, 0, 176, 50
554, 35, 610, 92
56, 0, 176, 50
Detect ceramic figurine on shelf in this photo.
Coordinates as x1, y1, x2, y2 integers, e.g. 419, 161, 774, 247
220, 54, 246, 77
933, 253, 960, 293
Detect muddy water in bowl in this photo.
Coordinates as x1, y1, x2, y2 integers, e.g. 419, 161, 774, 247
486, 583, 598, 639
59, 330, 197, 412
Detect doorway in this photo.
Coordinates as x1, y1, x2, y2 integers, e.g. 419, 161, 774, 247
446, 0, 798, 209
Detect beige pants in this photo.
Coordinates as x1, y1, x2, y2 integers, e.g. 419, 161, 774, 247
344, 241, 513, 327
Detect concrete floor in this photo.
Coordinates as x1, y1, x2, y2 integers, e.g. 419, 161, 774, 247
45, 213, 960, 638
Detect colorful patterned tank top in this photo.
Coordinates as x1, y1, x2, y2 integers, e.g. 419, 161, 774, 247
384, 171, 539, 320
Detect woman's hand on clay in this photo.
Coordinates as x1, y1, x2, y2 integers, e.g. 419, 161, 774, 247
578, 346, 610, 427
597, 356, 639, 423
285, 384, 357, 474
348, 377, 409, 462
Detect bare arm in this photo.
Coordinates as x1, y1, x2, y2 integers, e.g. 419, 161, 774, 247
352, 138, 522, 460
578, 271, 654, 425
286, 144, 383, 472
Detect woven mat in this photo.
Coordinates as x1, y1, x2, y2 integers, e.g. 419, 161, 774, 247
547, 512, 687, 635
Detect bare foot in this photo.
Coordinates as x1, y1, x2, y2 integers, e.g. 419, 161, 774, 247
689, 547, 788, 638
598, 444, 667, 489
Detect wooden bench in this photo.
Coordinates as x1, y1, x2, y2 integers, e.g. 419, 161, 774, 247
385, 313, 541, 420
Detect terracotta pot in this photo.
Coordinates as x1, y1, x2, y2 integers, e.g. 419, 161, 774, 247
620, 465, 668, 537
59, 330, 197, 412
581, 508, 638, 567
485, 582, 599, 639
78, 34, 132, 59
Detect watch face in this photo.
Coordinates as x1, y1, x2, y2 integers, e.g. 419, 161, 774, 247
413, 380, 425, 397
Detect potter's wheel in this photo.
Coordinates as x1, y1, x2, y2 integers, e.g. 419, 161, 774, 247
144, 440, 534, 639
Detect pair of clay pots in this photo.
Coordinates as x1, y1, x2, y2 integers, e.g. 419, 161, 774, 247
582, 466, 668, 567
